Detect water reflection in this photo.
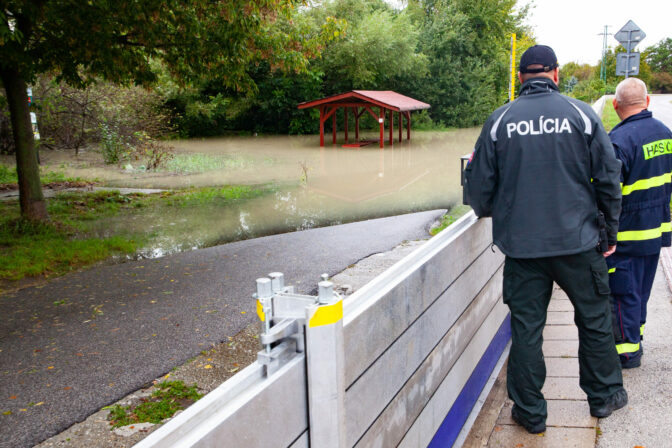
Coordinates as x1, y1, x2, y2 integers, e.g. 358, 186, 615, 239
91, 129, 479, 257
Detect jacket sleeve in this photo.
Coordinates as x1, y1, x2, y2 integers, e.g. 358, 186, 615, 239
590, 122, 622, 245
465, 123, 498, 218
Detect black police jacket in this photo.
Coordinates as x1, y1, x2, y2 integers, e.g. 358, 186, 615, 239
609, 109, 672, 256
464, 77, 622, 258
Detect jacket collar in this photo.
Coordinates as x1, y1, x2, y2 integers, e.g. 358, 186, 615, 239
611, 109, 652, 132
519, 77, 559, 96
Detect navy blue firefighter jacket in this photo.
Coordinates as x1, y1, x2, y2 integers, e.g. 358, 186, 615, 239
609, 109, 672, 256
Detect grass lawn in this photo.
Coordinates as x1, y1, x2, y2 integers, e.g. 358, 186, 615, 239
601, 98, 621, 132
0, 185, 273, 282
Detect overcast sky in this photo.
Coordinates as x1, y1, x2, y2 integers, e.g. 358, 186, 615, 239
521, 0, 671, 65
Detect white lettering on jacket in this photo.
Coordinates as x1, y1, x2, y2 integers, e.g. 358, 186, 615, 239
506, 117, 572, 138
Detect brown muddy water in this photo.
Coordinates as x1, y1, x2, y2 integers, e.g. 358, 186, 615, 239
9, 130, 479, 257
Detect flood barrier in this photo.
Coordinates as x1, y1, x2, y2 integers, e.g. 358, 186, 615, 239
134, 211, 509, 448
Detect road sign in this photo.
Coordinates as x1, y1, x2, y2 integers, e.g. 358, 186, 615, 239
616, 52, 640, 76
614, 20, 646, 52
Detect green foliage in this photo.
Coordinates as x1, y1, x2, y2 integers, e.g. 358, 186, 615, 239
107, 381, 202, 428
314, 1, 428, 91
412, 0, 528, 127
650, 72, 672, 93
645, 38, 672, 74
430, 204, 471, 235
99, 123, 130, 164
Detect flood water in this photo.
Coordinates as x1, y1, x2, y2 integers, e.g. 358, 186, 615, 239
38, 129, 480, 257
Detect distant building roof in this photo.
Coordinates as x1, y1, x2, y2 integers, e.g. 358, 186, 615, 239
298, 90, 430, 112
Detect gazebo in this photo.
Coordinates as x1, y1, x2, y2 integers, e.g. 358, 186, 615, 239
297, 90, 430, 148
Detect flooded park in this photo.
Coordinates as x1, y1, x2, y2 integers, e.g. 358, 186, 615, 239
6, 129, 480, 257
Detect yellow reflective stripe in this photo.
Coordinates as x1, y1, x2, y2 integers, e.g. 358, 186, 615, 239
617, 222, 672, 241
256, 299, 265, 322
640, 324, 645, 336
608, 267, 616, 274
616, 342, 640, 354
308, 301, 343, 328
621, 171, 672, 196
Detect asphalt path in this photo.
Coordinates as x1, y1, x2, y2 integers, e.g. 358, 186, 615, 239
649, 94, 672, 128
0, 209, 445, 448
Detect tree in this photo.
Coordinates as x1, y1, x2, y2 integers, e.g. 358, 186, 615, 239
645, 38, 672, 74
0, 0, 336, 221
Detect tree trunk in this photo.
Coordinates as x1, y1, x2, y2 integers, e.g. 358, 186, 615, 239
1, 68, 48, 221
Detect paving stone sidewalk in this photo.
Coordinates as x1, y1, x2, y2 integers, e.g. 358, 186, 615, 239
482, 286, 598, 448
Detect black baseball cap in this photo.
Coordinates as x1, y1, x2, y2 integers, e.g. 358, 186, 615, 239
519, 45, 558, 74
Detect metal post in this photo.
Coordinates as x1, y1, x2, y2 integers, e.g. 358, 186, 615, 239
255, 278, 273, 354
509, 33, 516, 102
305, 278, 346, 448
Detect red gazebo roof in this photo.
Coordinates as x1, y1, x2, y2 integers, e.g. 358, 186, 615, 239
298, 90, 430, 112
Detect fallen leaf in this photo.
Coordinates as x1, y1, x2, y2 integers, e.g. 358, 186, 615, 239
2, 411, 11, 415
240, 311, 246, 314
19, 409, 27, 412
63, 387, 71, 390
9, 396, 16, 400
204, 364, 212, 369
35, 402, 44, 406
76, 353, 83, 357
47, 366, 54, 370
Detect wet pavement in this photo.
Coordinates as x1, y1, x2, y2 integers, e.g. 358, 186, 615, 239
0, 209, 444, 448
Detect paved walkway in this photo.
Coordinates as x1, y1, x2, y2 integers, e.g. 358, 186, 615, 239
0, 210, 444, 448
470, 257, 672, 448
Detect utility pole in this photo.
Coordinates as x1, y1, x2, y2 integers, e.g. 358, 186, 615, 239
509, 33, 516, 102
598, 25, 611, 83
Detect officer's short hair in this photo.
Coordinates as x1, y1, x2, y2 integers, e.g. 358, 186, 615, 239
615, 78, 648, 107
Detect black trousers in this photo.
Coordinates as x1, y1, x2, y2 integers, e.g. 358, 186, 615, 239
503, 248, 623, 423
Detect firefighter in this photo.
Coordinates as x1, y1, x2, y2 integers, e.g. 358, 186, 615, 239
607, 77, 672, 368
465, 45, 627, 433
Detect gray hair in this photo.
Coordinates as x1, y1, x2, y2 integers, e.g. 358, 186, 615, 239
615, 78, 648, 107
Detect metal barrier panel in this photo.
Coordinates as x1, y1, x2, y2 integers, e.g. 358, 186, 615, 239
134, 355, 308, 448
399, 298, 510, 447
134, 212, 508, 448
350, 265, 504, 447
342, 213, 490, 386
341, 213, 505, 446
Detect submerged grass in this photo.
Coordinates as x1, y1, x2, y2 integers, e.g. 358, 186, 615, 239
161, 153, 249, 174
0, 164, 93, 186
0, 184, 274, 281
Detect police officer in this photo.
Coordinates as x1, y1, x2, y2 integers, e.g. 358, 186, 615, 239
607, 77, 672, 368
465, 45, 627, 433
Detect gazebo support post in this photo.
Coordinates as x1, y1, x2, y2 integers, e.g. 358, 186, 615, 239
355, 107, 359, 141
319, 107, 325, 147
379, 107, 384, 149
405, 111, 411, 140
344, 108, 349, 143
398, 112, 402, 142
388, 109, 393, 145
